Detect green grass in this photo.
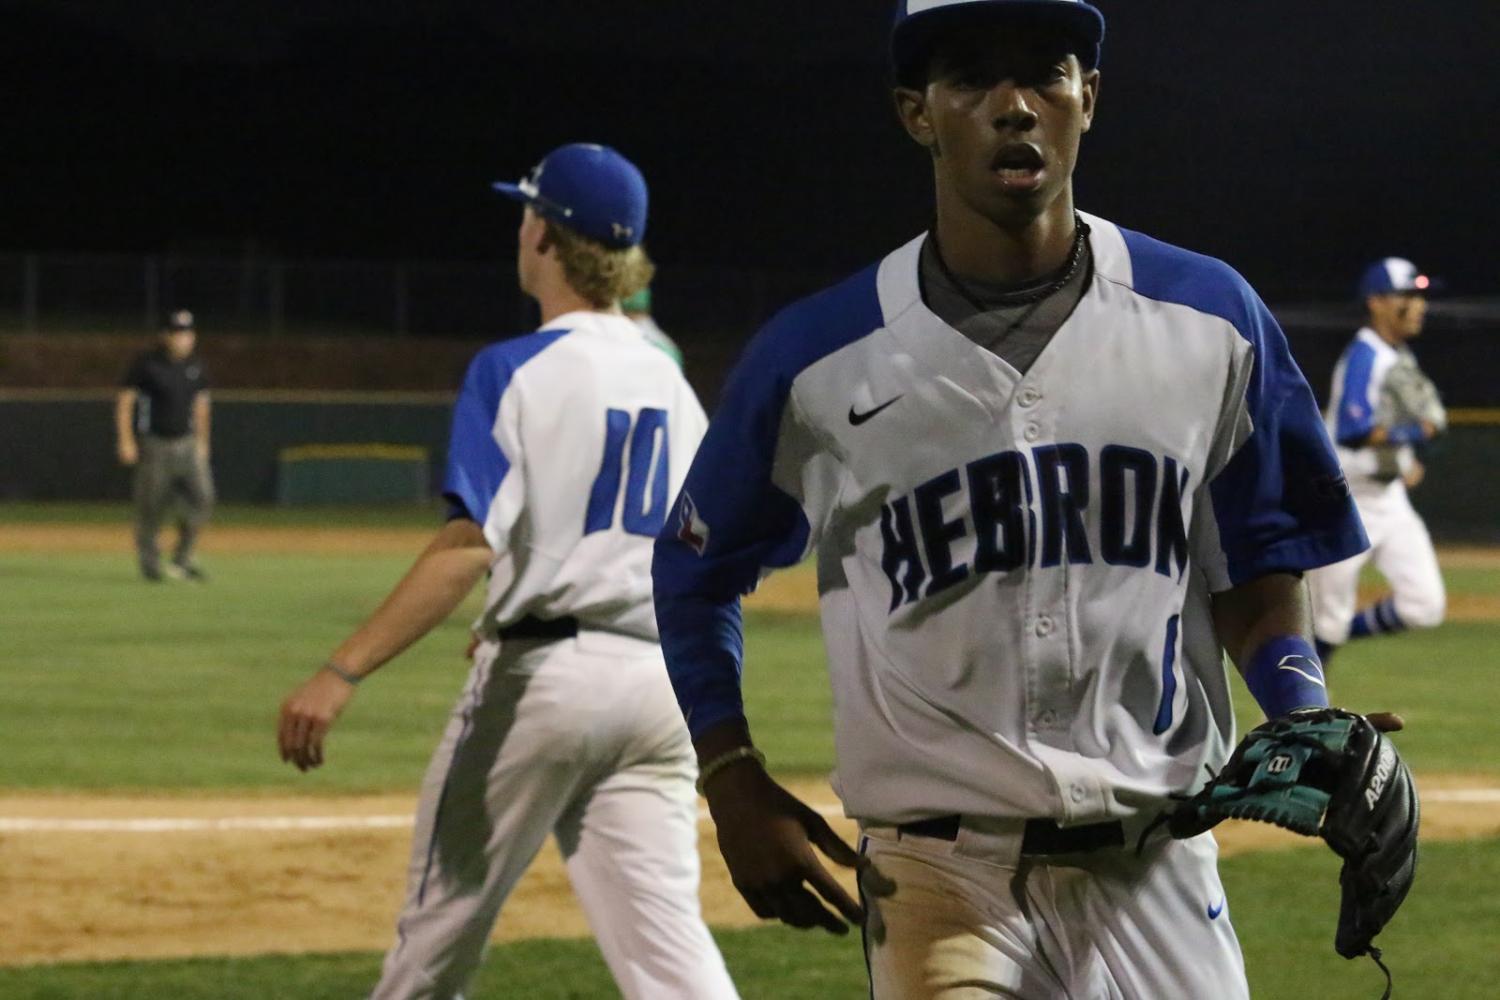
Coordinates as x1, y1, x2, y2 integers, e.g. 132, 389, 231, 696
1, 838, 1495, 998
0, 927, 868, 1000
0, 540, 1497, 789
0, 500, 447, 528
0, 547, 836, 791
1, 507, 1497, 996
0, 550, 478, 792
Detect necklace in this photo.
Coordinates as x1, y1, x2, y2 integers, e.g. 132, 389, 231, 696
932, 214, 1092, 314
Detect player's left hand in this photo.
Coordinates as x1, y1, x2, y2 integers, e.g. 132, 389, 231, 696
1402, 460, 1425, 490
277, 668, 358, 771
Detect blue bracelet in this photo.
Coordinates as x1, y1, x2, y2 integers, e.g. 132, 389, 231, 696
1244, 636, 1330, 718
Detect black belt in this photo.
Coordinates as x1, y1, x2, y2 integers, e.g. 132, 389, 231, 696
897, 815, 1125, 856
497, 615, 580, 642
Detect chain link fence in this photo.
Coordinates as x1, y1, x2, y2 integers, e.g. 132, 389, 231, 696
0, 251, 834, 344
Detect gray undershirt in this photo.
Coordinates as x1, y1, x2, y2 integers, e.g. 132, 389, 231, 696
918, 233, 1094, 375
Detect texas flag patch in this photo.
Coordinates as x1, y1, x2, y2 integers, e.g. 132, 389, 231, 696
676, 492, 710, 556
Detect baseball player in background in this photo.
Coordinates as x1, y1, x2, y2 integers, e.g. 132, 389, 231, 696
1309, 259, 1447, 664
622, 286, 685, 368
653, 3, 1397, 997
114, 308, 214, 582
276, 143, 738, 1000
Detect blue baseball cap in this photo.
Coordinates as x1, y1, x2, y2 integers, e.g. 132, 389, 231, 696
892, 0, 1106, 82
1358, 258, 1437, 298
492, 143, 648, 249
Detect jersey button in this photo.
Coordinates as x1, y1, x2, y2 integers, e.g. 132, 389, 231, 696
1035, 616, 1055, 637
1039, 709, 1058, 726
1069, 784, 1087, 804
1023, 422, 1042, 442
1018, 387, 1041, 407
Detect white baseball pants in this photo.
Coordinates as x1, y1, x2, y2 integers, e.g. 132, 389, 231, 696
859, 821, 1247, 1000
370, 632, 738, 1000
1309, 478, 1445, 645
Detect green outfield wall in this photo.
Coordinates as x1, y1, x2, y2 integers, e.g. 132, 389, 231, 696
0, 391, 453, 505
2, 392, 1495, 541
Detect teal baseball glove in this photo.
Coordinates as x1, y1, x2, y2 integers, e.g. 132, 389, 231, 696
1162, 709, 1419, 995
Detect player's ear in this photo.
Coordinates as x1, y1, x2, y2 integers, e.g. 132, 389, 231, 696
893, 86, 938, 153
1079, 68, 1100, 133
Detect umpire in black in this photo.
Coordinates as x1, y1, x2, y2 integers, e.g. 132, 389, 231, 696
114, 309, 215, 581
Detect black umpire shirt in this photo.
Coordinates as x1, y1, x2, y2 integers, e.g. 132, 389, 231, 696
122, 347, 209, 439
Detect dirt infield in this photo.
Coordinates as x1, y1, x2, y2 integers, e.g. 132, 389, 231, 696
3, 775, 1497, 966
0, 521, 433, 557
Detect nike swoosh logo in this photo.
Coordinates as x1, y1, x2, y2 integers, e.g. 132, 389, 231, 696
1207, 897, 1225, 920
1276, 655, 1326, 688
849, 395, 903, 426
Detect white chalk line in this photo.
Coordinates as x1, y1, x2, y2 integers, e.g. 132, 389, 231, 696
0, 814, 415, 834
2, 789, 1497, 835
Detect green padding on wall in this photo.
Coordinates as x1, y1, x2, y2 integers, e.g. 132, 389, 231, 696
277, 448, 429, 505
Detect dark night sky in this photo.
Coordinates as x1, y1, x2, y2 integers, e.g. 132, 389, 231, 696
6, 0, 1499, 299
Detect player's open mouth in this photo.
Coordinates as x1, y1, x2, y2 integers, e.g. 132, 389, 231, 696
991, 144, 1046, 191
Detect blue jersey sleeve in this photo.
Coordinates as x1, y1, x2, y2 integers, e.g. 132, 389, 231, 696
653, 264, 882, 739
442, 351, 511, 524
1332, 340, 1379, 447
1122, 229, 1368, 587
1205, 294, 1369, 584
652, 335, 820, 739
442, 330, 571, 526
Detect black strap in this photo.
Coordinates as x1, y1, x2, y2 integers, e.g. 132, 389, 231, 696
896, 815, 1125, 855
1021, 818, 1125, 855
498, 615, 579, 642
897, 815, 961, 840
1368, 947, 1393, 1000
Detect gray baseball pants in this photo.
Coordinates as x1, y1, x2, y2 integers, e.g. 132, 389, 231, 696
133, 435, 215, 574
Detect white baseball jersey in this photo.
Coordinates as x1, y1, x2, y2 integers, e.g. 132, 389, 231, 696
380, 308, 737, 1000
654, 214, 1367, 827
1326, 327, 1423, 484
445, 310, 707, 641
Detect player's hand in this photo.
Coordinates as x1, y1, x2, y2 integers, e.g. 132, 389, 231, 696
702, 761, 865, 935
1403, 460, 1425, 490
117, 440, 139, 466
1366, 711, 1405, 733
196, 441, 211, 463
277, 667, 358, 772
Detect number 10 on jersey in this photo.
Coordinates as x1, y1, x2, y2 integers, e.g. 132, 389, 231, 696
584, 407, 670, 537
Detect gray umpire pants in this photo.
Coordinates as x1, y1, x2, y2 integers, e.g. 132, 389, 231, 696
134, 435, 215, 573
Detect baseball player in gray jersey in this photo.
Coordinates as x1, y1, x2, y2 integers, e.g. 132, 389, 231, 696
277, 144, 737, 1000
654, 3, 1402, 997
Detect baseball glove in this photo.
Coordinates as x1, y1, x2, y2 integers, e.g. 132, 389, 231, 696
1161, 709, 1418, 985
1380, 354, 1447, 433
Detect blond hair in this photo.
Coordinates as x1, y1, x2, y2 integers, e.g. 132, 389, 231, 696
545, 221, 656, 309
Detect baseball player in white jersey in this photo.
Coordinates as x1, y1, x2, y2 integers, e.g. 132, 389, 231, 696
277, 143, 738, 1000
653, 4, 1394, 997
1309, 259, 1447, 664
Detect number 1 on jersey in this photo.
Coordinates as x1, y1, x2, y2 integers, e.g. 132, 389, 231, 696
584, 407, 670, 537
